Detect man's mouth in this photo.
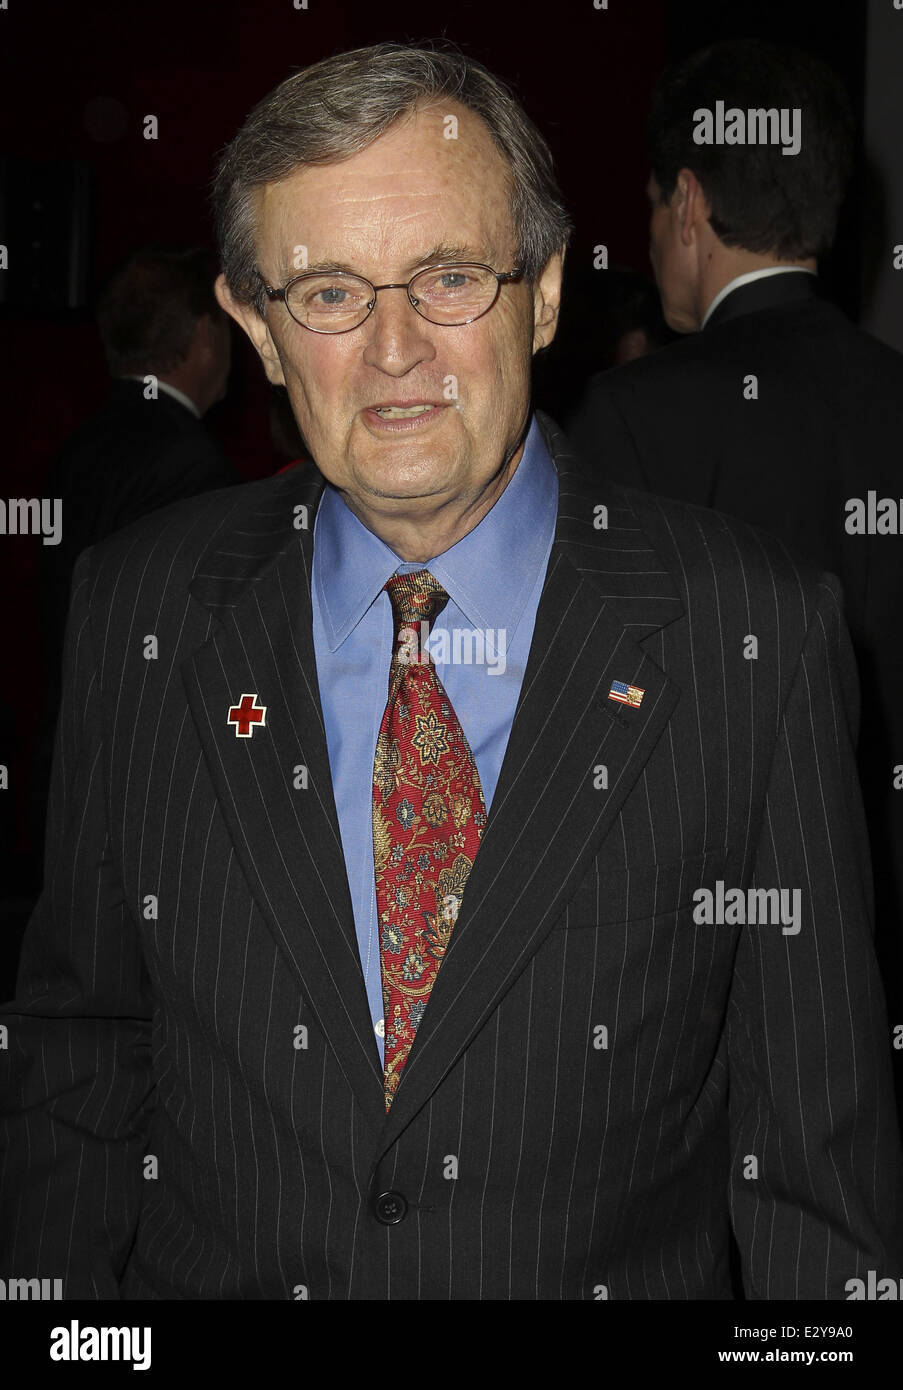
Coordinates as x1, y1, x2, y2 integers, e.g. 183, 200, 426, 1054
361, 401, 450, 433
371, 404, 438, 418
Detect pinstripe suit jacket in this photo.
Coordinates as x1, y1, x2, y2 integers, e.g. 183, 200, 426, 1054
2, 411, 901, 1300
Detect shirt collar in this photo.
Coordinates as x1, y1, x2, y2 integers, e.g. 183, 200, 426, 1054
122, 374, 201, 418
700, 265, 817, 329
313, 414, 557, 652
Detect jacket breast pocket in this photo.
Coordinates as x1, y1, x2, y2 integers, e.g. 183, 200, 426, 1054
552, 845, 738, 930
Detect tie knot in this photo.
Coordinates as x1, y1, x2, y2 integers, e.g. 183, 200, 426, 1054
385, 570, 449, 628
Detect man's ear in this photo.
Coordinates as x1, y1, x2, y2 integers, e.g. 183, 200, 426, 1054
674, 169, 709, 248
532, 249, 564, 354
214, 272, 286, 386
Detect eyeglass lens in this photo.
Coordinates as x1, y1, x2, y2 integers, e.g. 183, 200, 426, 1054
285, 265, 498, 330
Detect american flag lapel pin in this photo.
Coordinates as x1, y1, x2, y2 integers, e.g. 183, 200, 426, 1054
227, 692, 267, 738
608, 679, 645, 709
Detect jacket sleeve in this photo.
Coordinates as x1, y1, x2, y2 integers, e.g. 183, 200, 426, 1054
0, 547, 155, 1299
726, 573, 903, 1298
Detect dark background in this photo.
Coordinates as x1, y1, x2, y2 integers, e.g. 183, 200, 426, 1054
0, 0, 874, 940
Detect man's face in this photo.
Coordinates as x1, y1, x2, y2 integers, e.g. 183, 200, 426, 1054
221, 102, 561, 531
646, 173, 698, 334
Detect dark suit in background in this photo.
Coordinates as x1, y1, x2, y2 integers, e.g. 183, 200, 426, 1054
39, 377, 238, 692
2, 413, 900, 1299
566, 271, 903, 1081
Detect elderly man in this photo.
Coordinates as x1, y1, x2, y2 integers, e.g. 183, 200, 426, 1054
1, 42, 900, 1301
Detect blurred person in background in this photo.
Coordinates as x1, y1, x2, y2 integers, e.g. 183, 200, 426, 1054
31, 244, 238, 867
566, 41, 903, 1094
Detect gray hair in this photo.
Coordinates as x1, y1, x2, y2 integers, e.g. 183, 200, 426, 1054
210, 40, 574, 317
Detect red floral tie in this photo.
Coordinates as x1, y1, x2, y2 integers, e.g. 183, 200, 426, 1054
373, 571, 487, 1110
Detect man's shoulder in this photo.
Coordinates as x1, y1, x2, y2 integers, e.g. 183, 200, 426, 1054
616, 479, 836, 623
549, 411, 832, 622
583, 300, 903, 409
580, 327, 737, 403
83, 464, 321, 598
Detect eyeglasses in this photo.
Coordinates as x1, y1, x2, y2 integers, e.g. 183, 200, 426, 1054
256, 262, 523, 334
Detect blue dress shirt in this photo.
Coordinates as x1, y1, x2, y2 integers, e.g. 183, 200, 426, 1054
311, 414, 558, 1065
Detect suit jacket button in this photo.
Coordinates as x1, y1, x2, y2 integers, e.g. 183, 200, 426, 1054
374, 1190, 408, 1224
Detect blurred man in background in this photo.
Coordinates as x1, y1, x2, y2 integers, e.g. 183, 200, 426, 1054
567, 41, 903, 1093
31, 244, 238, 866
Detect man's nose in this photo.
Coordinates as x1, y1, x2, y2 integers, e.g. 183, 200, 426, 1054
361, 289, 437, 374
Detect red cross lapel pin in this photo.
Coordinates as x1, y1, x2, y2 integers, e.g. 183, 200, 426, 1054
227, 692, 267, 738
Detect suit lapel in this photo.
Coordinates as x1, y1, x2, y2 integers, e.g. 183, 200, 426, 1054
181, 416, 686, 1159
182, 466, 387, 1137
